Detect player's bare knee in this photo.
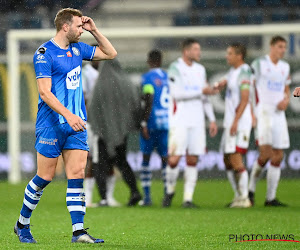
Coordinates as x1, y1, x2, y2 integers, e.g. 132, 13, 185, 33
69, 165, 85, 179
234, 167, 246, 173
186, 156, 198, 166
223, 154, 232, 170
168, 157, 179, 168
37, 172, 55, 182
257, 155, 269, 167
258, 147, 272, 164
271, 153, 283, 167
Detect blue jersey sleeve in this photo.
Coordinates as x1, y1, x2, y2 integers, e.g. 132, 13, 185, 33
33, 50, 52, 79
78, 42, 96, 61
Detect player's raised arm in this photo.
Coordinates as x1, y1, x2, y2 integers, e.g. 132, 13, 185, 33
37, 78, 86, 132
81, 16, 117, 60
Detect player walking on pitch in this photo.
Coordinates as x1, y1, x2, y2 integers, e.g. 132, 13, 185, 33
14, 8, 117, 243
139, 50, 169, 206
163, 38, 218, 208
248, 36, 290, 207
216, 44, 252, 208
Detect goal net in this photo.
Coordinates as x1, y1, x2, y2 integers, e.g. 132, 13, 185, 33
6, 23, 300, 183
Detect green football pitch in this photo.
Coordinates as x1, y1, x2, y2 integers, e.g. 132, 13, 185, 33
1, 179, 299, 249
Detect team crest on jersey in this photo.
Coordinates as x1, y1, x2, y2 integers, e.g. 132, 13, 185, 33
72, 47, 80, 56
66, 51, 72, 57
155, 78, 162, 86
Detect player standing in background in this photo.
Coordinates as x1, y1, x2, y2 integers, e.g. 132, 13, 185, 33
14, 8, 117, 244
82, 57, 99, 208
139, 50, 169, 206
88, 58, 142, 207
216, 44, 252, 208
248, 36, 290, 207
163, 38, 218, 208
82, 54, 120, 207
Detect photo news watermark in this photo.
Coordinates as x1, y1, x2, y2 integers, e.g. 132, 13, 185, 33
229, 234, 299, 243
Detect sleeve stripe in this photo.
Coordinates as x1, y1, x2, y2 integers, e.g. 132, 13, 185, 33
241, 80, 250, 85
240, 84, 250, 90
90, 46, 96, 60
36, 76, 52, 79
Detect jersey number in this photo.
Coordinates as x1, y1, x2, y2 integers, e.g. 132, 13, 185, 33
160, 86, 169, 109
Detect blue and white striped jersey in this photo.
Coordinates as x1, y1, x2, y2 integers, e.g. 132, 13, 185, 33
33, 39, 96, 128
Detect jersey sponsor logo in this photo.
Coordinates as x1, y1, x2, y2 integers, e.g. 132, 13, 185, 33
66, 51, 72, 57
154, 109, 168, 116
38, 137, 58, 145
35, 54, 47, 64
72, 47, 80, 56
226, 88, 232, 98
57, 55, 65, 57
36, 54, 45, 60
267, 80, 284, 92
66, 66, 81, 89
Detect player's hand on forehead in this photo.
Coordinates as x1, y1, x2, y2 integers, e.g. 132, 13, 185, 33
81, 16, 96, 32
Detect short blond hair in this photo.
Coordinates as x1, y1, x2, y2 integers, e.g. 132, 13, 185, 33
54, 8, 83, 31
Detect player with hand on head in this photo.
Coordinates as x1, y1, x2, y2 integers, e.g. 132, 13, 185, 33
215, 43, 252, 208
248, 36, 291, 207
14, 8, 117, 244
139, 50, 169, 206
163, 38, 218, 208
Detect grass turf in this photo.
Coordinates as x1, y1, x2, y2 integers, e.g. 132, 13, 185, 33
0, 178, 299, 249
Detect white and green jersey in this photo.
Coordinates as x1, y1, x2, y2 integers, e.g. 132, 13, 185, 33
251, 55, 291, 107
223, 63, 252, 130
168, 58, 208, 127
82, 64, 99, 104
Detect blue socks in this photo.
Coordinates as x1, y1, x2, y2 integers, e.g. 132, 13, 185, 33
18, 175, 50, 225
140, 160, 152, 202
66, 179, 86, 232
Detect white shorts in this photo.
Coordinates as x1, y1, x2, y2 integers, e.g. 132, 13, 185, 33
86, 123, 94, 152
86, 123, 99, 161
168, 126, 206, 156
256, 106, 290, 149
220, 128, 251, 154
